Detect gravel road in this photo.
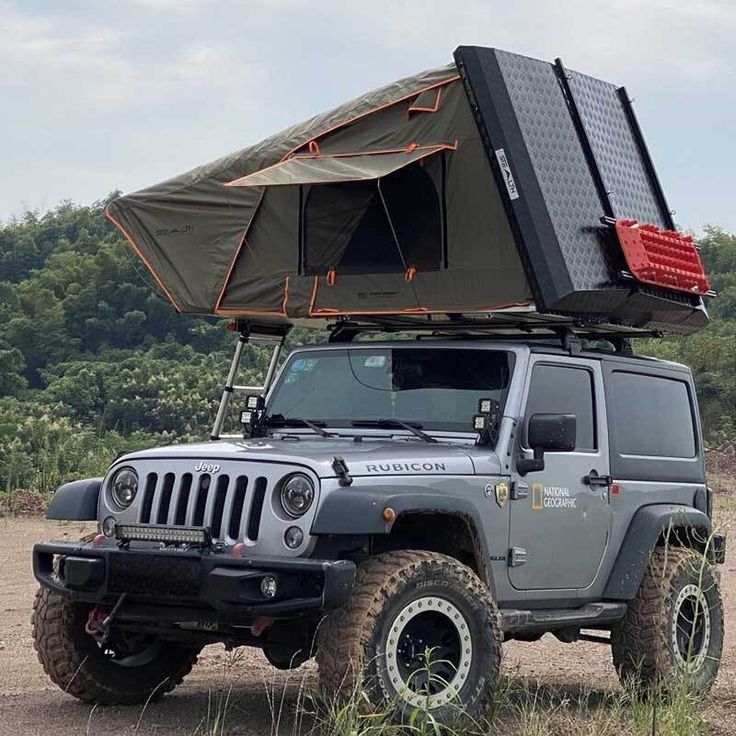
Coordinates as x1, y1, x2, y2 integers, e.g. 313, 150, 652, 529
1, 517, 733, 735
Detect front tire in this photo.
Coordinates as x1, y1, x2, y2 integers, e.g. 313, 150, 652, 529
32, 587, 200, 705
316, 551, 501, 724
612, 546, 723, 694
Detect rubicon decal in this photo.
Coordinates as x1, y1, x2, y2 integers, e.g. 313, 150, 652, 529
365, 462, 447, 473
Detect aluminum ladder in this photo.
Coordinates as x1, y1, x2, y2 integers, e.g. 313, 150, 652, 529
210, 327, 287, 441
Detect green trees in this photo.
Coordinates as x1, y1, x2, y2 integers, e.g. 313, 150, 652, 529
0, 199, 734, 494
0, 198, 242, 492
636, 227, 736, 444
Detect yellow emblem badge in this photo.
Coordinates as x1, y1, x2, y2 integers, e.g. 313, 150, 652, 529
495, 481, 509, 508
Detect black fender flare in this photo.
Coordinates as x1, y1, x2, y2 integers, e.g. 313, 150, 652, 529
311, 489, 495, 592
46, 478, 102, 521
603, 504, 712, 600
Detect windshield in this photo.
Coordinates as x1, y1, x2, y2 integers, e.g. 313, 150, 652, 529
266, 347, 513, 434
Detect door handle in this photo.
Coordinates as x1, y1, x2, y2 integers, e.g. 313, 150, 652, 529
583, 469, 612, 488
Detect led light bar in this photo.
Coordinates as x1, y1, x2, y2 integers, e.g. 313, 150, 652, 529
114, 523, 211, 546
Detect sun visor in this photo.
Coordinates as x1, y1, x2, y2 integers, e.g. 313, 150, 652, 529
226, 144, 456, 188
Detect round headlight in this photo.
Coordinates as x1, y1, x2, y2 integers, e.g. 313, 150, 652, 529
280, 474, 315, 518
110, 467, 138, 509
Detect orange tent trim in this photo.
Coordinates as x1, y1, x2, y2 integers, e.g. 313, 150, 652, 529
105, 208, 182, 312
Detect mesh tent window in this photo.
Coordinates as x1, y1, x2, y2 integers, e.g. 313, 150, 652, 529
300, 159, 445, 276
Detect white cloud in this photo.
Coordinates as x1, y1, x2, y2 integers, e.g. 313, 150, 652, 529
0, 0, 734, 230
529, 0, 734, 84
0, 3, 136, 102
130, 0, 214, 10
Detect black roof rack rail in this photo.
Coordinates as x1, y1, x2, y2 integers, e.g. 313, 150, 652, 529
326, 314, 661, 354
226, 319, 292, 342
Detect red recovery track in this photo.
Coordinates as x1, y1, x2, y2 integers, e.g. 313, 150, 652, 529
615, 219, 710, 295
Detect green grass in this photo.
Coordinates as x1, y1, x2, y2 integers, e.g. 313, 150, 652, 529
180, 518, 730, 736
175, 652, 713, 736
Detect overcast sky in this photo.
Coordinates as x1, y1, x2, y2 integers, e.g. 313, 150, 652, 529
2, 0, 734, 232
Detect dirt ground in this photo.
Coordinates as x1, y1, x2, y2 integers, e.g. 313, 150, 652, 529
1, 516, 733, 736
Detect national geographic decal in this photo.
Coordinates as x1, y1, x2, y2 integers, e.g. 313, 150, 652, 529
531, 483, 576, 511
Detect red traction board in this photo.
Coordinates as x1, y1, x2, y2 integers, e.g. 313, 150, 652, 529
615, 219, 710, 295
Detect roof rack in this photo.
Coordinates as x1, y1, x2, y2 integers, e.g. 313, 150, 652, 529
326, 313, 662, 354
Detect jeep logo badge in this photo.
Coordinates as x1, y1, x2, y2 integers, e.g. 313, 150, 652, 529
194, 462, 220, 474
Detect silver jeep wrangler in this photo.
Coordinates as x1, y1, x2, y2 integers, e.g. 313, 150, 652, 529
32, 320, 726, 723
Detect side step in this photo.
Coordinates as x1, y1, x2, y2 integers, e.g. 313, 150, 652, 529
500, 602, 627, 635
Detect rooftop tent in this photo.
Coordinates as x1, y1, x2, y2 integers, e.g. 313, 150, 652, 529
106, 47, 710, 334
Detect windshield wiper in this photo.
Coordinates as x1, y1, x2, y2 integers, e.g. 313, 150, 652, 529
264, 414, 334, 438
351, 419, 437, 444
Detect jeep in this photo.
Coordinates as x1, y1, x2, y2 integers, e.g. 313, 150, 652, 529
32, 320, 726, 722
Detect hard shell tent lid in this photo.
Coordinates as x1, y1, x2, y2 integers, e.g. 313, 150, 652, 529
106, 47, 710, 334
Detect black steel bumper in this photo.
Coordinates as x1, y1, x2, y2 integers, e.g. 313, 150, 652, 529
33, 540, 355, 617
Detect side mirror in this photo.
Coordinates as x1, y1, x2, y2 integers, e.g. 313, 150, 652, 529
528, 413, 576, 452
517, 413, 576, 475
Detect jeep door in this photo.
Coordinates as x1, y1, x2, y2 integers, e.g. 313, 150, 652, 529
509, 356, 611, 591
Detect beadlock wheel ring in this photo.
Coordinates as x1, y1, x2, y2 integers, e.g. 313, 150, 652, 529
672, 583, 711, 672
384, 595, 473, 709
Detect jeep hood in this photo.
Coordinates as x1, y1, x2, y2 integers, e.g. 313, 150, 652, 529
117, 437, 498, 477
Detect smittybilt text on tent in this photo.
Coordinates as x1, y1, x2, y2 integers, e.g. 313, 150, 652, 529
106, 47, 711, 334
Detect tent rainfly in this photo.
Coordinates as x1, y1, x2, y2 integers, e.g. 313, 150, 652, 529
106, 47, 710, 335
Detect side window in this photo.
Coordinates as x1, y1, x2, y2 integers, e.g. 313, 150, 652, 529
525, 364, 596, 451
611, 372, 696, 458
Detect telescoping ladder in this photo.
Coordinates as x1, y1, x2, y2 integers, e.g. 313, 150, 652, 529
210, 327, 286, 441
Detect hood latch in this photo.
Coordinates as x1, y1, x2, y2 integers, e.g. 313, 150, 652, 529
332, 456, 353, 486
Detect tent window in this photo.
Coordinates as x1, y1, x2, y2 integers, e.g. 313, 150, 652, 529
301, 159, 445, 276
409, 88, 442, 114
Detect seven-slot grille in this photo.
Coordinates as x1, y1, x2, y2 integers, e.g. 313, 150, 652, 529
137, 471, 268, 544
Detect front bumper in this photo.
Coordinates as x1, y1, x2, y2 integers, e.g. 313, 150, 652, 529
33, 540, 355, 617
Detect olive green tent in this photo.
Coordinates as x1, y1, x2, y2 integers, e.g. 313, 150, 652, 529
107, 62, 529, 320
106, 47, 709, 334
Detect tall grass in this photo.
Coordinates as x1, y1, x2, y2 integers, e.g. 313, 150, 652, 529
172, 653, 710, 736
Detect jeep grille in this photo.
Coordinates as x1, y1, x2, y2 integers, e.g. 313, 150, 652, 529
137, 471, 268, 544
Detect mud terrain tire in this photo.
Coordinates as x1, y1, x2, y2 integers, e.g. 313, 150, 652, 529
612, 546, 723, 694
32, 587, 200, 705
316, 550, 501, 723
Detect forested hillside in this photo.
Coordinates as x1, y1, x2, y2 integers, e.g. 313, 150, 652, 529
1, 197, 734, 495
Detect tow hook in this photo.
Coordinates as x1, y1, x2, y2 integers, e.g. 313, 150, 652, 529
84, 593, 126, 643
251, 616, 273, 637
